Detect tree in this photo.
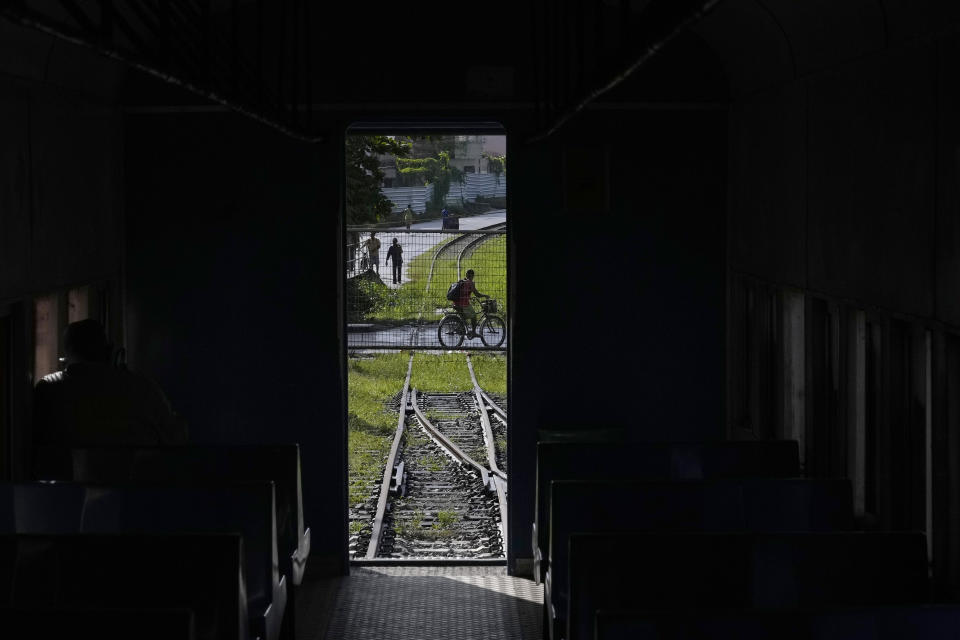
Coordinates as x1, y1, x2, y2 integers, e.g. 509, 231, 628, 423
396, 150, 464, 212
345, 135, 410, 224
482, 152, 506, 185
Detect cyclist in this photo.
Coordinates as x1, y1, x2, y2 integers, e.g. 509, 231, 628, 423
454, 269, 490, 339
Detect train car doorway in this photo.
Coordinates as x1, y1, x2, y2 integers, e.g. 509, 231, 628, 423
343, 127, 508, 562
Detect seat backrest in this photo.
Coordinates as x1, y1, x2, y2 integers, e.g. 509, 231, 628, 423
594, 606, 960, 640
72, 445, 307, 582
0, 483, 86, 534
1, 606, 196, 640
0, 533, 246, 640
549, 478, 854, 608
78, 482, 282, 633
535, 441, 800, 555
567, 532, 929, 640
1, 482, 282, 640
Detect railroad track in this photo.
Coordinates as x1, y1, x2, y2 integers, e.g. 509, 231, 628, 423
349, 222, 508, 559
355, 352, 509, 560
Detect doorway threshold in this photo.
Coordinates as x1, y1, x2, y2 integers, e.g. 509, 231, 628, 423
351, 557, 506, 567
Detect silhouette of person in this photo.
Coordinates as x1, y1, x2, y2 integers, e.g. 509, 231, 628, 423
385, 237, 404, 284
33, 319, 187, 476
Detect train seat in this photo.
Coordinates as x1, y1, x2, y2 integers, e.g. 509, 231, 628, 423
594, 605, 960, 640
545, 478, 854, 639
0, 533, 246, 640
1, 606, 196, 640
533, 441, 801, 582
0, 482, 285, 640
564, 532, 929, 640
72, 444, 310, 586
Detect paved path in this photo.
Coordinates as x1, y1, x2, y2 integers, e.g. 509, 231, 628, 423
352, 210, 506, 288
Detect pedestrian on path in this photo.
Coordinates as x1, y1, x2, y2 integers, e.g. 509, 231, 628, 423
403, 205, 413, 230
363, 232, 381, 273
386, 238, 403, 285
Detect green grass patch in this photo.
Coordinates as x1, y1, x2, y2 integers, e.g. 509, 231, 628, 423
411, 353, 473, 391
348, 353, 410, 505
410, 352, 506, 394
433, 510, 459, 530
471, 353, 506, 394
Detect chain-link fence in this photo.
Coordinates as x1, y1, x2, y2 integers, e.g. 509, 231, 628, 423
346, 228, 507, 351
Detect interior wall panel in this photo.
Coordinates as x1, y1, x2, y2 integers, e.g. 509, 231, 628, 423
727, 81, 806, 286
806, 44, 936, 316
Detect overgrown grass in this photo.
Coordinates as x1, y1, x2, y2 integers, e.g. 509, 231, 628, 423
410, 352, 506, 394
347, 353, 410, 505
471, 353, 506, 394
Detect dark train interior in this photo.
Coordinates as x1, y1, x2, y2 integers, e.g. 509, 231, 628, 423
3, 0, 960, 638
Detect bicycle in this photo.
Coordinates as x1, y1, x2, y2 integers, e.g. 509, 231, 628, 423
437, 298, 506, 348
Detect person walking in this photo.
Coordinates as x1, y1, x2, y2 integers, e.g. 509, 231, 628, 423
385, 237, 404, 285
403, 205, 414, 230
363, 232, 381, 273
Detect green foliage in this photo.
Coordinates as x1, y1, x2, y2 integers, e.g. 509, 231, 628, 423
434, 510, 459, 529
482, 152, 506, 185
397, 150, 464, 212
346, 135, 411, 224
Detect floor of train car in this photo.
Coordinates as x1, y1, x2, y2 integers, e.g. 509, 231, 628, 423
296, 566, 542, 639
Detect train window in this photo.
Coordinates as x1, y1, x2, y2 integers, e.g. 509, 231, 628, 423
68, 285, 91, 323
781, 290, 805, 468
848, 310, 867, 518
0, 313, 10, 481
864, 318, 882, 518
344, 129, 508, 563
33, 294, 59, 382
924, 330, 933, 564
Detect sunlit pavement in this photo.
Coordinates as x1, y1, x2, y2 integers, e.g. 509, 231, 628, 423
346, 321, 508, 352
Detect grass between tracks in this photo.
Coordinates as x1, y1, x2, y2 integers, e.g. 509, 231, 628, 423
357, 233, 506, 324
348, 351, 507, 506
347, 353, 409, 506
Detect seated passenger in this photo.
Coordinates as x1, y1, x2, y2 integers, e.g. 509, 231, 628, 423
33, 319, 187, 453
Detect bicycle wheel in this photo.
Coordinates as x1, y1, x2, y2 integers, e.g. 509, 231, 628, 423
479, 315, 506, 348
438, 315, 466, 348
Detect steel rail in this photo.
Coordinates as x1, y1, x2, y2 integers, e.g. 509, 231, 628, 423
365, 353, 414, 559
409, 388, 493, 487
465, 354, 508, 423
465, 354, 509, 556
412, 386, 508, 559
465, 355, 507, 481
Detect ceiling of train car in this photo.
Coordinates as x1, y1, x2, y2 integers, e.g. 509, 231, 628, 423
693, 0, 960, 97
5, 1, 960, 137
